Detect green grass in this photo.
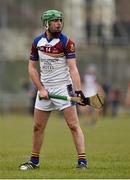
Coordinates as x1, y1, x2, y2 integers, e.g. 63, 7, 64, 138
0, 112, 130, 179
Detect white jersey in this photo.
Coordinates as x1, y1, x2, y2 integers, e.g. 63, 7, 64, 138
84, 74, 98, 97
30, 32, 76, 88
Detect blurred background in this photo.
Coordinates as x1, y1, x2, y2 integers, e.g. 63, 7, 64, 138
0, 0, 130, 115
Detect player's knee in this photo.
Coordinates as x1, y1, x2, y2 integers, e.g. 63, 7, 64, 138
69, 123, 78, 132
33, 123, 42, 132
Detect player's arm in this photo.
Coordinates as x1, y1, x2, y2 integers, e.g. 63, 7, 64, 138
65, 38, 81, 91
67, 59, 82, 91
28, 60, 49, 99
67, 59, 86, 105
65, 38, 85, 104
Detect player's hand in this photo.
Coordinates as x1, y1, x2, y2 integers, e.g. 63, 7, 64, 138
39, 88, 49, 100
75, 90, 86, 106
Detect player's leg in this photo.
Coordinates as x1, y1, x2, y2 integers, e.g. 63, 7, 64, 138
19, 109, 51, 170
63, 106, 88, 168
32, 109, 51, 154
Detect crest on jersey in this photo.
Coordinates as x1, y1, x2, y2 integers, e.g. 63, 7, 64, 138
70, 44, 75, 52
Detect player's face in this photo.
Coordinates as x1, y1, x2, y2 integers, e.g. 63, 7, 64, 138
48, 19, 63, 33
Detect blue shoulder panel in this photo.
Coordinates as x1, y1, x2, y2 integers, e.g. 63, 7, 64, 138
33, 33, 45, 47
59, 33, 68, 49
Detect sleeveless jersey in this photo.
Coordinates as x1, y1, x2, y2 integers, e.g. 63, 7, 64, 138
30, 32, 76, 88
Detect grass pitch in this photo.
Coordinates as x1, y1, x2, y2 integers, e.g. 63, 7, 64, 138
0, 112, 130, 179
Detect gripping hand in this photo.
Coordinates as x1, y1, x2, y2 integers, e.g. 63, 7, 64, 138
75, 90, 86, 106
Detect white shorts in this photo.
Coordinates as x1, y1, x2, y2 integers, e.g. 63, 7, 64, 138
35, 84, 75, 111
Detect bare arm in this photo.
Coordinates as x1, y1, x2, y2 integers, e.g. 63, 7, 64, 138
67, 59, 82, 91
67, 59, 88, 105
28, 60, 49, 99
